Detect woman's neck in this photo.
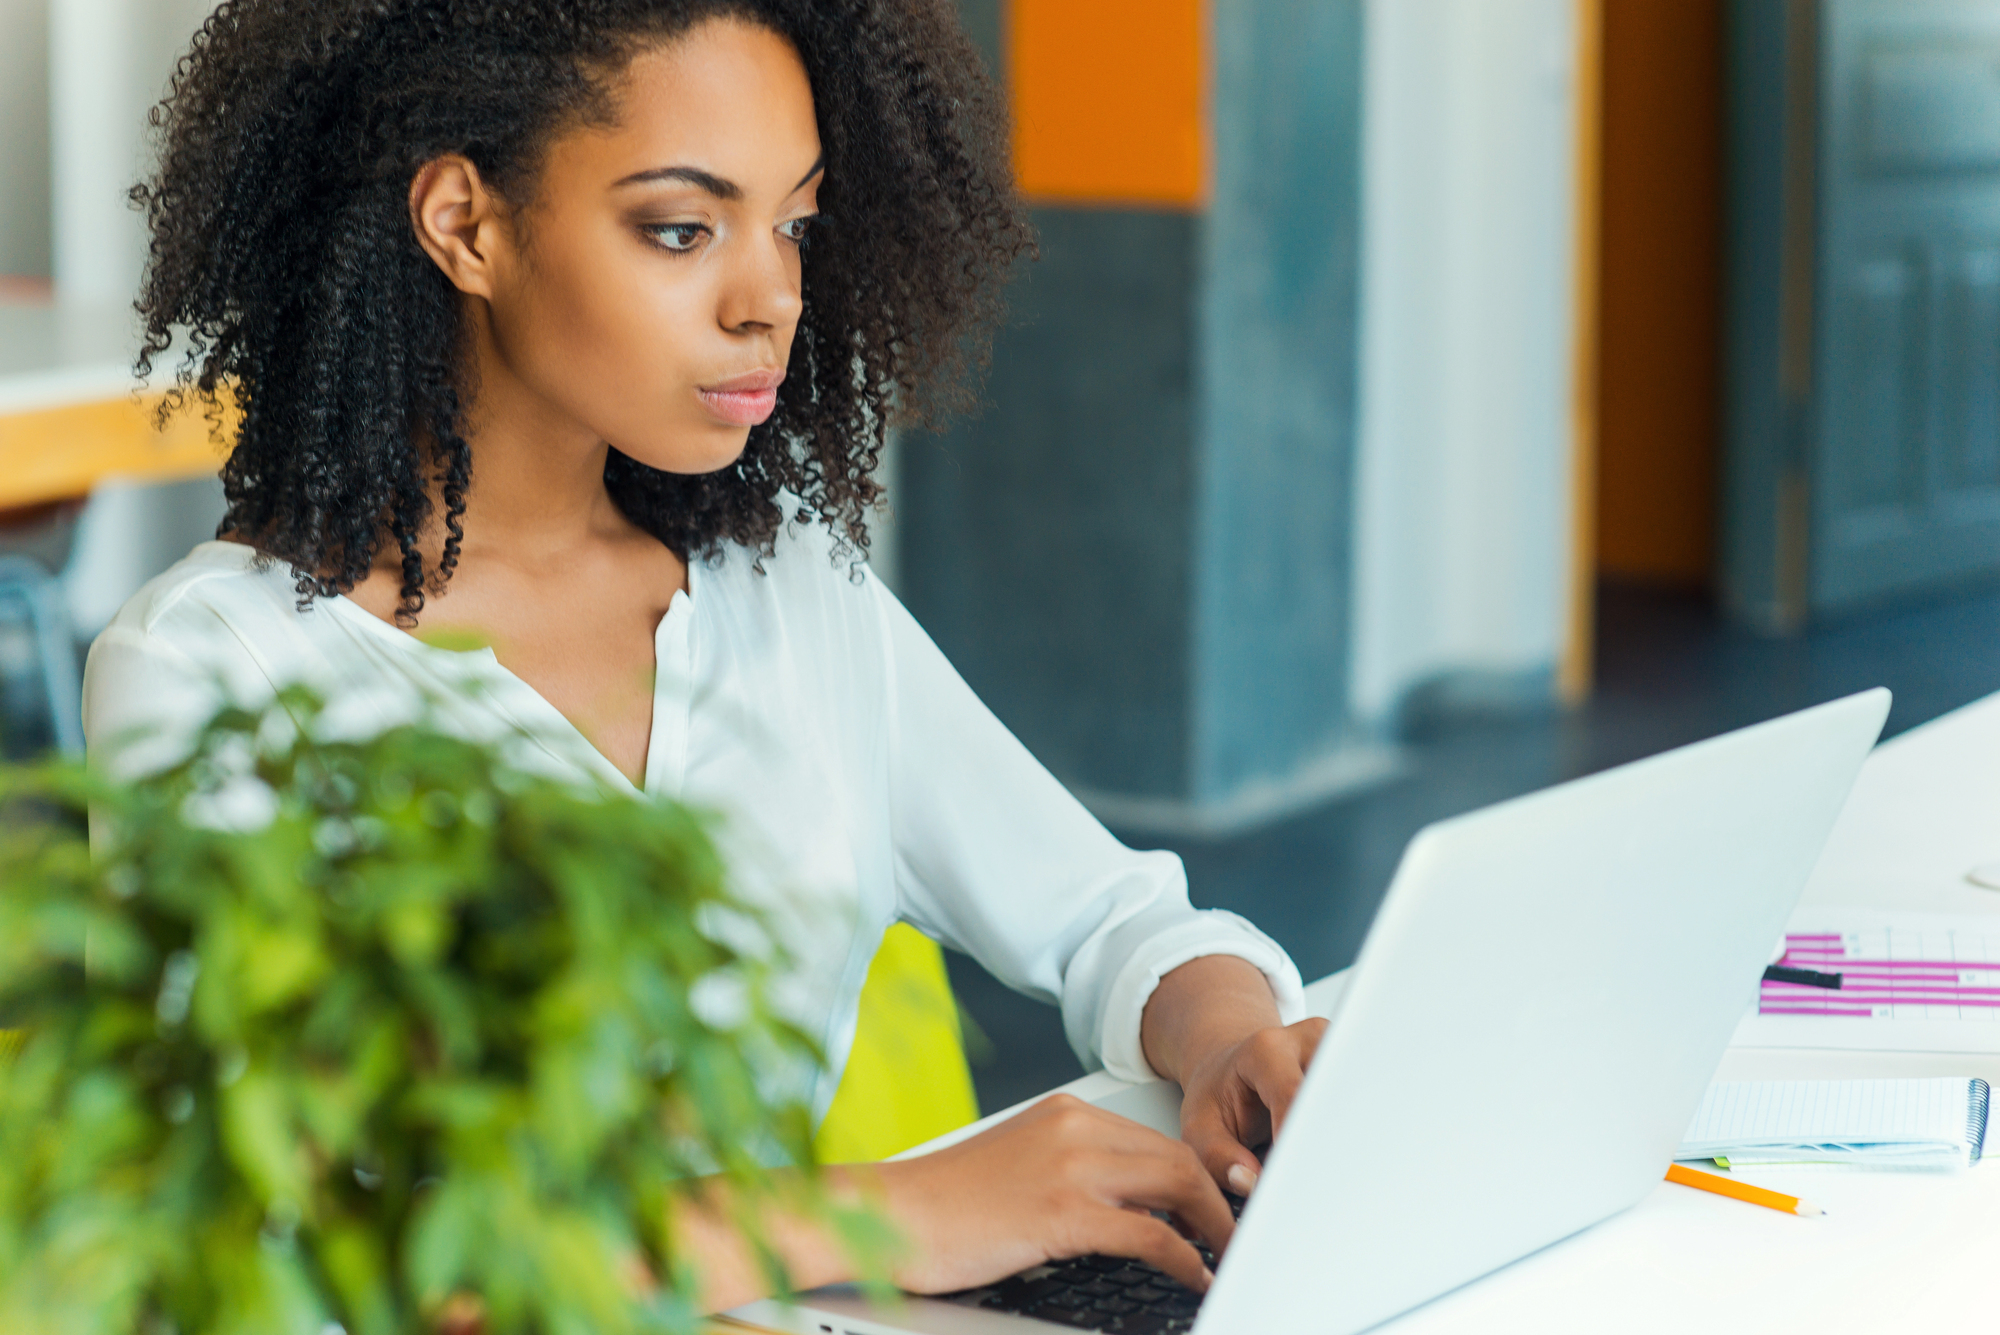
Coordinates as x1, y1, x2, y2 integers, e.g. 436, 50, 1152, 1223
443, 316, 633, 560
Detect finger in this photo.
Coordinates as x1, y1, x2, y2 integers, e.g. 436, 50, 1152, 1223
1295, 1016, 1330, 1064
1246, 1021, 1327, 1142
1089, 1210, 1215, 1294
1033, 1094, 1239, 1256
1247, 1053, 1305, 1143
1030, 1094, 1236, 1248
1025, 1092, 1149, 1150
1181, 1106, 1265, 1197
1096, 1139, 1237, 1258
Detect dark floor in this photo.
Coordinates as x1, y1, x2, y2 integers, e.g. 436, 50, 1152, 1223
947, 578, 2000, 1113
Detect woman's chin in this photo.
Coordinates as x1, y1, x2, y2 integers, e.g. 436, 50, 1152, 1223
613, 427, 752, 478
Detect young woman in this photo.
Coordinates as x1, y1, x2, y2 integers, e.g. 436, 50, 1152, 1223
84, 0, 1325, 1311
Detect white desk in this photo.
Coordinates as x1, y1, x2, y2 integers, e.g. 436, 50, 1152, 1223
906, 691, 2000, 1333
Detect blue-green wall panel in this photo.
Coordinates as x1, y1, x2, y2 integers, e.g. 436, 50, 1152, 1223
1194, 0, 1364, 800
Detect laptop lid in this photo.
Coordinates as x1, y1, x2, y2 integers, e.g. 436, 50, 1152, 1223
1197, 688, 1891, 1333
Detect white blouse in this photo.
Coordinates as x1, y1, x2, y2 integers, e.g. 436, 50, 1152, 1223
81, 527, 1305, 1113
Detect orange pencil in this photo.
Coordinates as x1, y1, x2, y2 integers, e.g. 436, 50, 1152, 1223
1665, 1162, 1825, 1217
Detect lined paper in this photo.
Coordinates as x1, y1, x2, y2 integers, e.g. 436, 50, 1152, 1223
1677, 1079, 1981, 1168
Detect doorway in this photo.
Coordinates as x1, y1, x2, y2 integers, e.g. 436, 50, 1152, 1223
1595, 0, 1725, 598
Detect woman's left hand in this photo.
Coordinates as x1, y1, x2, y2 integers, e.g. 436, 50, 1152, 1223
1138, 954, 1327, 1197
1174, 1016, 1328, 1196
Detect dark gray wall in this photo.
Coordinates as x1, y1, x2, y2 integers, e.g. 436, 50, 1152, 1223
953, 0, 1000, 71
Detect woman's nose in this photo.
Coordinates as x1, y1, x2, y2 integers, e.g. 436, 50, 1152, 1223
717, 232, 803, 334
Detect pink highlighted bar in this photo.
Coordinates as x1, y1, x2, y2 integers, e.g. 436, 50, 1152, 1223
1761, 998, 2000, 1010
1763, 981, 2000, 996
1760, 1005, 1877, 1017
1781, 956, 2000, 973
1762, 986, 2000, 1003
1765, 976, 1955, 986
1794, 966, 2000, 976
1801, 1000, 2000, 1010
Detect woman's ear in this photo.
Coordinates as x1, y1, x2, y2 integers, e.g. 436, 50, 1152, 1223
409, 155, 508, 298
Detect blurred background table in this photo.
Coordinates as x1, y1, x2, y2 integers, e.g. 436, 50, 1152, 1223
0, 297, 224, 755
0, 299, 218, 512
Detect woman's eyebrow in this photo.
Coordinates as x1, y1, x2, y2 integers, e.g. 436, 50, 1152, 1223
613, 154, 826, 198
614, 165, 741, 198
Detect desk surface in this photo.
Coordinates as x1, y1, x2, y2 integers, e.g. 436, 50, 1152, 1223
895, 690, 2000, 1334
0, 300, 220, 509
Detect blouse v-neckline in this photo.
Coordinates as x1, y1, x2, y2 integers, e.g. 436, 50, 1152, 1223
291, 547, 699, 800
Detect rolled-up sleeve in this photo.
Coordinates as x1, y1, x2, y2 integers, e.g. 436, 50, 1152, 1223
874, 575, 1305, 1083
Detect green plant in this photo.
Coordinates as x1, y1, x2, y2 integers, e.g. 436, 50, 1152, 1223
0, 687, 866, 1335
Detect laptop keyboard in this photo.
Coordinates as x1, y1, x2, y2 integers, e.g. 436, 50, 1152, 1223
943, 1253, 1205, 1332
938, 1194, 1241, 1333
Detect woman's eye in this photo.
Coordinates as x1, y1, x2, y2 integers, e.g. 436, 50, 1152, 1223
778, 215, 819, 245
646, 223, 708, 253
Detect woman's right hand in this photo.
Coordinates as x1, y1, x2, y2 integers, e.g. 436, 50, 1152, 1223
873, 1092, 1236, 1296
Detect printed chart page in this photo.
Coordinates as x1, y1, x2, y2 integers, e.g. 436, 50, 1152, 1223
1733, 909, 2000, 1052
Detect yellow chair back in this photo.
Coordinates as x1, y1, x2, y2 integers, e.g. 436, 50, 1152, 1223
813, 923, 980, 1163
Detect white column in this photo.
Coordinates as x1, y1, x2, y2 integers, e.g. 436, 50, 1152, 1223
0, 0, 52, 280
1349, 0, 1581, 724
49, 0, 216, 304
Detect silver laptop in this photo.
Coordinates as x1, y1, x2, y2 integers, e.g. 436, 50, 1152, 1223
732, 688, 1891, 1335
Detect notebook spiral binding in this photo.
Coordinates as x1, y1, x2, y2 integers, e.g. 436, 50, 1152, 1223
1969, 1079, 1990, 1165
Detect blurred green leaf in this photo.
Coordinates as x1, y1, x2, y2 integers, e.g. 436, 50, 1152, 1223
0, 689, 879, 1333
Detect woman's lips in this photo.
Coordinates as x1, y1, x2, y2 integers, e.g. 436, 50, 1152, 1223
699, 368, 785, 426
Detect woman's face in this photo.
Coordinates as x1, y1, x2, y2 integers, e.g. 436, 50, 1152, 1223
417, 18, 824, 475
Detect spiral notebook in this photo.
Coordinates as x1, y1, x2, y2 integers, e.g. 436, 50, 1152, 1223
1675, 1078, 1991, 1168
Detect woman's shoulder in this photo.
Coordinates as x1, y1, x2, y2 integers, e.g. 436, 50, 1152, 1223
700, 506, 904, 702
84, 541, 303, 773
85, 540, 316, 725
705, 504, 886, 619
101, 539, 298, 643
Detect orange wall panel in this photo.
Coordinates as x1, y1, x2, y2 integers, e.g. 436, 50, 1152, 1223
1007, 0, 1207, 209
1594, 0, 1724, 586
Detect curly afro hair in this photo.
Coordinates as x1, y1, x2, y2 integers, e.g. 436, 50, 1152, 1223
134, 0, 1032, 620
